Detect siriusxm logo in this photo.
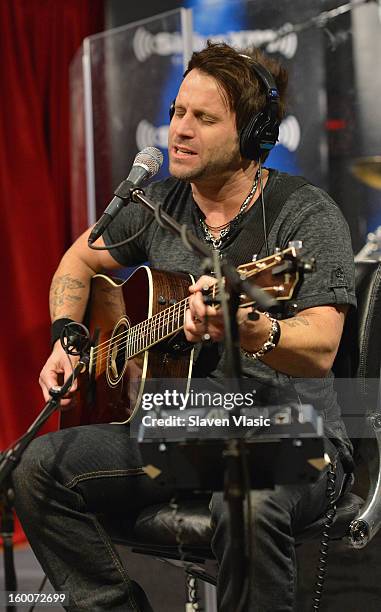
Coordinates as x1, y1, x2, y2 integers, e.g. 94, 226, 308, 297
133, 29, 183, 62
136, 120, 169, 151
278, 115, 301, 152
136, 115, 301, 153
133, 26, 298, 63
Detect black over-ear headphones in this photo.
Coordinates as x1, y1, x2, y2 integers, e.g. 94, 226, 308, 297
169, 58, 280, 161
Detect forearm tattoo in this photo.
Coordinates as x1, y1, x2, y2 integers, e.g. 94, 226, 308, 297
50, 274, 86, 318
283, 316, 311, 328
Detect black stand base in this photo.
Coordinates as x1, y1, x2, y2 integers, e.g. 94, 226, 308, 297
1, 484, 17, 612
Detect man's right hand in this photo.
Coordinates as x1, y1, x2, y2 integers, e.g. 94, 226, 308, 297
39, 341, 79, 407
41, 228, 124, 407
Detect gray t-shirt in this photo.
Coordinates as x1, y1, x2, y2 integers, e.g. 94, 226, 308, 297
104, 169, 356, 470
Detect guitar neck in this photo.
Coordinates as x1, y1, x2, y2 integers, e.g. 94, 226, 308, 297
121, 244, 304, 359
127, 296, 190, 358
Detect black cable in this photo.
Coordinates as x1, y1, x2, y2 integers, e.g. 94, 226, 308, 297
88, 219, 153, 250
180, 223, 195, 253
170, 497, 186, 562
154, 201, 168, 229
312, 461, 337, 611
258, 160, 270, 257
234, 440, 252, 612
170, 498, 204, 610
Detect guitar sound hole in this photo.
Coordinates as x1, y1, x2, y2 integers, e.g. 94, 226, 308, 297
106, 317, 129, 387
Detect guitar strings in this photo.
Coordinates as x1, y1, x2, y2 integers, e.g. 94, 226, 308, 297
91, 282, 276, 363
91, 295, 189, 354
93, 311, 190, 363
91, 295, 188, 355
91, 277, 221, 362
90, 260, 285, 364
91, 259, 273, 357
91, 281, 278, 364
91, 263, 259, 357
91, 287, 269, 366
91, 295, 190, 361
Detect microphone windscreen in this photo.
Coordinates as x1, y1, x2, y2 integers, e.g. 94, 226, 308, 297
133, 147, 163, 178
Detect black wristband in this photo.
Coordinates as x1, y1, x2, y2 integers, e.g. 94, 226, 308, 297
51, 318, 75, 347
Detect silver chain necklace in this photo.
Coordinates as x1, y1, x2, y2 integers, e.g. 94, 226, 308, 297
200, 169, 260, 249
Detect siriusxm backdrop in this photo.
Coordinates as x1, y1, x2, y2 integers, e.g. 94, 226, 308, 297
70, 0, 381, 250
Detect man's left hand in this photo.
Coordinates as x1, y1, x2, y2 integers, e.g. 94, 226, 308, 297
183, 275, 269, 345
184, 275, 224, 342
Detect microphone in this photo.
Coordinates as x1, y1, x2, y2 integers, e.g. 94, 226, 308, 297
88, 147, 163, 245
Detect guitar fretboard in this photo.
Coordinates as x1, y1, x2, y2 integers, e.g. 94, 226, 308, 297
125, 295, 190, 358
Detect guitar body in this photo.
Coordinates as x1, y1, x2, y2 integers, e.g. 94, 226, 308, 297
60, 266, 194, 428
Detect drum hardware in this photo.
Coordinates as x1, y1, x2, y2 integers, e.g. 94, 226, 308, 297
351, 156, 381, 190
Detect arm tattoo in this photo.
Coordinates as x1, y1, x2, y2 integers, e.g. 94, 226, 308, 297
50, 275, 86, 316
283, 316, 311, 328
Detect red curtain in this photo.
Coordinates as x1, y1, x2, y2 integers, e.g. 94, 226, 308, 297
0, 0, 104, 540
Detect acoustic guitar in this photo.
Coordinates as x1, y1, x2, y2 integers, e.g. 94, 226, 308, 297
60, 245, 306, 428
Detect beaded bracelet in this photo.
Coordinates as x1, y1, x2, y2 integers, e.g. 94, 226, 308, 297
241, 312, 281, 360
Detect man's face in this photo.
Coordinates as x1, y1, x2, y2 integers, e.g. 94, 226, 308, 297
168, 69, 241, 183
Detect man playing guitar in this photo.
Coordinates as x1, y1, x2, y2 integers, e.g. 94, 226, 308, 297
12, 42, 356, 611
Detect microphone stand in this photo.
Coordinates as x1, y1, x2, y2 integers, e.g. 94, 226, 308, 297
258, 0, 375, 53
130, 187, 275, 611
0, 351, 89, 612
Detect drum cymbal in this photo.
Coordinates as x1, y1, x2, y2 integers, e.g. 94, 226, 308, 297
351, 156, 381, 189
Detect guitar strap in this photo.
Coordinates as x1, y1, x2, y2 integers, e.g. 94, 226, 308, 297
224, 174, 308, 267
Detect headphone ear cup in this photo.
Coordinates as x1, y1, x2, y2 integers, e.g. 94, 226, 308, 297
169, 99, 176, 121
240, 112, 279, 161
240, 112, 265, 160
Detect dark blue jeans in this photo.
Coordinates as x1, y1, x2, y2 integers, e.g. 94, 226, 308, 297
12, 424, 346, 611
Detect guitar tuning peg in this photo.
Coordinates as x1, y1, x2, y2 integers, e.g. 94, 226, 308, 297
288, 240, 303, 252
252, 254, 258, 262
274, 247, 281, 254
300, 257, 316, 272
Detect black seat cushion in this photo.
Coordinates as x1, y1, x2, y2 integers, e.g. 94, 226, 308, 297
295, 491, 363, 542
103, 492, 363, 558
134, 499, 213, 547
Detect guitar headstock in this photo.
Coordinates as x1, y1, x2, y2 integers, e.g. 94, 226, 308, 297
237, 242, 314, 307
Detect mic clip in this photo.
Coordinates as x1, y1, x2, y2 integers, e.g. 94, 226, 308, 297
60, 322, 90, 356
113, 178, 135, 200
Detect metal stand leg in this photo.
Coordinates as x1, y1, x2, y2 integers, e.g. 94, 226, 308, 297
204, 582, 217, 612
1, 485, 17, 612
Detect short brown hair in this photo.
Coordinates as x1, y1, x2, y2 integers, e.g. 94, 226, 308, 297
186, 41, 288, 135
